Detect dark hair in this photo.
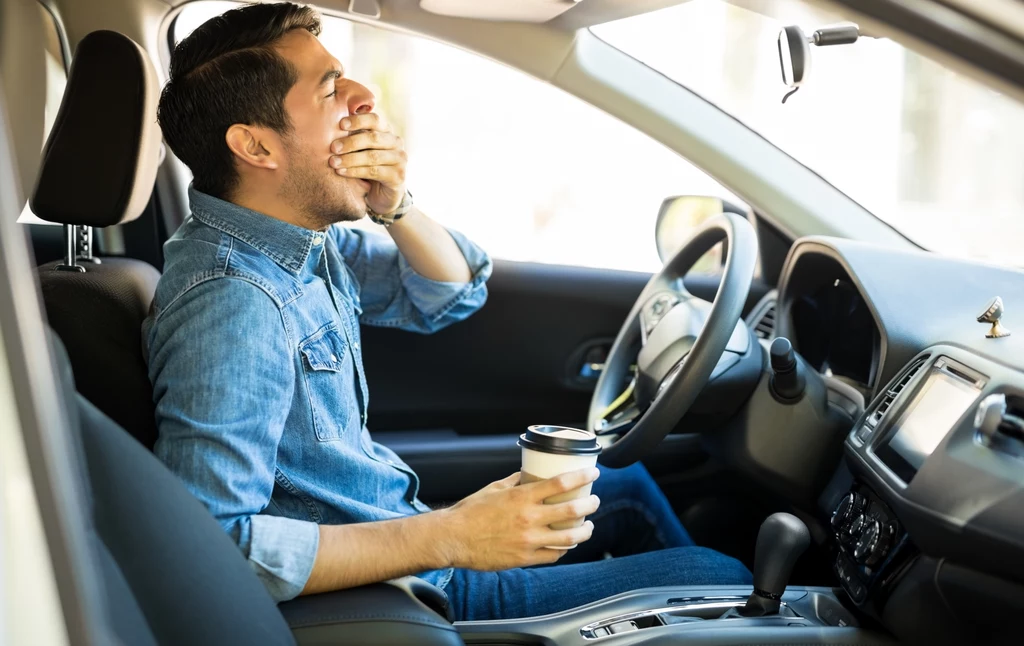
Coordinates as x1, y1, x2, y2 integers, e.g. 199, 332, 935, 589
158, 2, 321, 199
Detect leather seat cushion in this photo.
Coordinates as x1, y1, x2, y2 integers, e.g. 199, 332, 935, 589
280, 585, 464, 646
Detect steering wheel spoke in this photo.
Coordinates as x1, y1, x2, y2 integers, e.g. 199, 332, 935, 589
596, 402, 643, 437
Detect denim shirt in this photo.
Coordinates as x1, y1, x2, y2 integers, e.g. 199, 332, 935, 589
143, 188, 491, 601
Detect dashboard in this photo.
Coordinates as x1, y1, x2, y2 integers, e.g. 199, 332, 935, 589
773, 237, 1024, 641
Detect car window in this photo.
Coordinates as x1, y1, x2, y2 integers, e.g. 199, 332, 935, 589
15, 2, 68, 226
174, 2, 739, 274
593, 0, 1024, 268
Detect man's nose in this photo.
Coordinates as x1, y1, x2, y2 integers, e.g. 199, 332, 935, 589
344, 80, 375, 117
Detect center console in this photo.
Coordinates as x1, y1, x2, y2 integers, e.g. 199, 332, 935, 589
824, 345, 1024, 642
826, 353, 989, 616
457, 585, 888, 645
829, 484, 912, 606
458, 514, 892, 645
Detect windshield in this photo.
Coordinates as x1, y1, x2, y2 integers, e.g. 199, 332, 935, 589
593, 0, 1024, 267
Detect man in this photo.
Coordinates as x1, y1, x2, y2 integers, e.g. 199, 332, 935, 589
146, 2, 751, 622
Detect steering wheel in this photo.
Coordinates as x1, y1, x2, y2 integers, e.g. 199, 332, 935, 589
588, 213, 759, 468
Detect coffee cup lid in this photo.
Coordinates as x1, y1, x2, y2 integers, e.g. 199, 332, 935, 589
518, 425, 601, 456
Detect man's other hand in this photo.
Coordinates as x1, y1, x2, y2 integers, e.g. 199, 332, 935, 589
433, 468, 601, 571
329, 112, 407, 215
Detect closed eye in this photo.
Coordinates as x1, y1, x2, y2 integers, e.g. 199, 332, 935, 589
320, 69, 343, 99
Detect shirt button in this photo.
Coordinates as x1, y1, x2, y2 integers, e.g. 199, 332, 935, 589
330, 353, 338, 362
354, 342, 360, 350
312, 233, 324, 245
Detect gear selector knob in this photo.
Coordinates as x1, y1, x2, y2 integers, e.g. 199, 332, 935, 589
743, 512, 810, 616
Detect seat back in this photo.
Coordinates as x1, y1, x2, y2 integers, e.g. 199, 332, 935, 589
50, 330, 297, 646
32, 30, 163, 447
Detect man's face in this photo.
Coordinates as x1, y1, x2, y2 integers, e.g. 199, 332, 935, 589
274, 29, 376, 228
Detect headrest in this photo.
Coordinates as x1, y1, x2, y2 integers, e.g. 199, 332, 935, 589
30, 30, 162, 228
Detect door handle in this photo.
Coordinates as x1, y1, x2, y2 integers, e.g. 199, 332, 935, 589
565, 339, 615, 390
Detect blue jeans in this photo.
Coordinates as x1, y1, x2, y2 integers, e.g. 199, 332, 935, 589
444, 463, 752, 621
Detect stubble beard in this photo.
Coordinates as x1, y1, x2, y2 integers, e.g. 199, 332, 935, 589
281, 140, 367, 231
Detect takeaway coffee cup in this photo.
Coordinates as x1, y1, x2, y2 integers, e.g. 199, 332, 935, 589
518, 425, 602, 546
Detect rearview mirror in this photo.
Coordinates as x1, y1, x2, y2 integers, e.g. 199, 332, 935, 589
655, 196, 749, 264
778, 23, 861, 102
778, 25, 810, 90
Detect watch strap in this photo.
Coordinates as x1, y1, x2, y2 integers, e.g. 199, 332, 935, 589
367, 190, 414, 227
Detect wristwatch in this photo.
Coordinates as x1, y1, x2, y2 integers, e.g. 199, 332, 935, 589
367, 190, 414, 227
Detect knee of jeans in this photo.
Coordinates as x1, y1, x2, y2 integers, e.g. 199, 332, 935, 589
715, 551, 753, 584
596, 462, 654, 497
685, 547, 753, 584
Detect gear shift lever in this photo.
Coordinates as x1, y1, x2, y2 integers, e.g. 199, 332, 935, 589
742, 513, 810, 616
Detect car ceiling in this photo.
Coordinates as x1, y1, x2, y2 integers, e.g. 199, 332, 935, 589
153, 0, 688, 28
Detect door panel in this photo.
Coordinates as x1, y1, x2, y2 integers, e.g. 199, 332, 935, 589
362, 259, 649, 436
361, 259, 772, 438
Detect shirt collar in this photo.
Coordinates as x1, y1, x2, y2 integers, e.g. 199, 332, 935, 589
188, 186, 325, 275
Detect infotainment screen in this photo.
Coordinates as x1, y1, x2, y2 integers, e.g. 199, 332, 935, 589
876, 363, 982, 482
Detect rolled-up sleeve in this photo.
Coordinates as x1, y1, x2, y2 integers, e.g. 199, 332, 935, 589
146, 277, 318, 601
330, 225, 492, 333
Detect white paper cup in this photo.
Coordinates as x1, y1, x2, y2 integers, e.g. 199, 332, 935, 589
518, 425, 601, 548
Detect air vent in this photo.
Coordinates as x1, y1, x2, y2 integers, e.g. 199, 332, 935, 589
753, 301, 776, 339
870, 358, 928, 426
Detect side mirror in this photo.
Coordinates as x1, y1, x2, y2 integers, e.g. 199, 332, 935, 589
778, 25, 810, 90
654, 196, 749, 265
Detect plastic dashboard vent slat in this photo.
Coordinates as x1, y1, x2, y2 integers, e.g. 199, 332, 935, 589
753, 302, 776, 339
872, 357, 928, 425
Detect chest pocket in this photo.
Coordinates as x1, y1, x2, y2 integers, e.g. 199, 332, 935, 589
299, 324, 358, 441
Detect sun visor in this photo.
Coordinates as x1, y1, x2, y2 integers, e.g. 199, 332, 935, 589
419, 0, 580, 23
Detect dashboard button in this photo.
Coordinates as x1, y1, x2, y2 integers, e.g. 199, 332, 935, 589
856, 424, 873, 442
851, 581, 866, 602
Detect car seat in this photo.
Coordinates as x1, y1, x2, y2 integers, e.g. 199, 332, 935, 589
32, 30, 162, 447
51, 327, 463, 645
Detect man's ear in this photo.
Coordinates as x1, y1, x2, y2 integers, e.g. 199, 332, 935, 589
225, 124, 280, 170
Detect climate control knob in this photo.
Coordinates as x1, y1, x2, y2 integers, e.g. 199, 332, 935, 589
831, 493, 855, 532
844, 513, 866, 541
853, 519, 895, 566
832, 493, 866, 534
852, 520, 880, 563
